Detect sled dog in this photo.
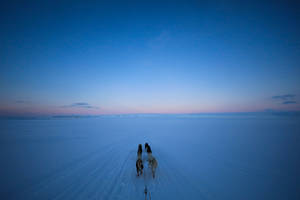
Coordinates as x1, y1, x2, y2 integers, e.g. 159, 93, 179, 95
136, 144, 144, 176
136, 158, 144, 176
137, 144, 143, 158
145, 143, 152, 154
148, 154, 158, 178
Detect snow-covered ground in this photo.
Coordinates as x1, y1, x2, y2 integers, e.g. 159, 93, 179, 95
0, 116, 299, 199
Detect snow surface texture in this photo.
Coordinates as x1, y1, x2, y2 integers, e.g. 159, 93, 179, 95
0, 116, 299, 199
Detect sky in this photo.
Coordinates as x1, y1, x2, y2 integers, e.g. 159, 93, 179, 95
0, 0, 300, 116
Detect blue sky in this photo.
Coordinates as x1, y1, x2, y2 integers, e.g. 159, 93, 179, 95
1, 0, 300, 116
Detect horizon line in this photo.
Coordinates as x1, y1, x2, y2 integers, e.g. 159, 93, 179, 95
1, 110, 300, 119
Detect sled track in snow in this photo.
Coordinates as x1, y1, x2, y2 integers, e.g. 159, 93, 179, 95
13, 144, 213, 200
143, 149, 214, 200
13, 142, 119, 200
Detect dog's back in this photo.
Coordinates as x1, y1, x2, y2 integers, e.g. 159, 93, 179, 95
146, 145, 152, 153
145, 143, 152, 154
148, 154, 157, 166
145, 143, 149, 149
136, 158, 143, 176
136, 144, 144, 176
137, 144, 142, 157
148, 154, 158, 178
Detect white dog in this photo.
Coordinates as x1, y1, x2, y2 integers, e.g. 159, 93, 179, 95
147, 154, 158, 178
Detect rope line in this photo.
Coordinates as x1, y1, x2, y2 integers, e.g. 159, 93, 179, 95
142, 153, 152, 200
143, 163, 148, 200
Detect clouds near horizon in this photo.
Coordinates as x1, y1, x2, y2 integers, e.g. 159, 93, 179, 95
282, 101, 297, 105
272, 94, 296, 101
272, 94, 297, 105
61, 102, 99, 109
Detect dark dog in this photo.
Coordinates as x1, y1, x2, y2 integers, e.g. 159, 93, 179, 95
145, 142, 149, 149
136, 158, 143, 176
135, 158, 144, 176
145, 143, 152, 153
136, 144, 144, 176
137, 144, 142, 157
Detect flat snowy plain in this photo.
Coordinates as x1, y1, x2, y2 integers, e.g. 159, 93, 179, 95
0, 114, 299, 200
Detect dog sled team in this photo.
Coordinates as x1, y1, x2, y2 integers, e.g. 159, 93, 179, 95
136, 143, 158, 178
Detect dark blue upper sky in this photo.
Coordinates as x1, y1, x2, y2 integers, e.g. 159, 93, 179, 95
1, 0, 299, 115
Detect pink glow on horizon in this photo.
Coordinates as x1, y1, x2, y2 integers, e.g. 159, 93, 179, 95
2, 102, 298, 116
